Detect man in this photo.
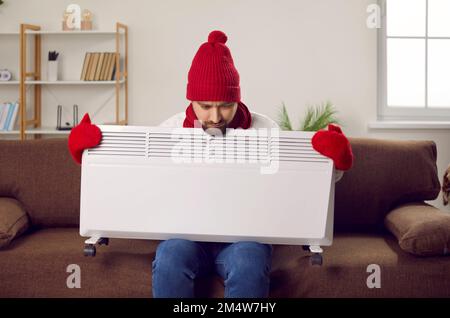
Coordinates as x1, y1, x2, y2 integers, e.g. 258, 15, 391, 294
68, 30, 353, 298
154, 30, 276, 298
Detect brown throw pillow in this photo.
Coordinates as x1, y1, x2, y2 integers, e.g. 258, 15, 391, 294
0, 197, 29, 248
384, 202, 450, 256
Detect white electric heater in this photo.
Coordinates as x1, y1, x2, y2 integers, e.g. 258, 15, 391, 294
79, 125, 336, 264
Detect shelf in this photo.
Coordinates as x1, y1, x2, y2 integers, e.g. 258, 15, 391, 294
0, 123, 123, 135
0, 30, 123, 35
26, 127, 73, 134
0, 80, 125, 85
27, 79, 125, 85
0, 130, 20, 134
0, 127, 70, 134
29, 30, 119, 35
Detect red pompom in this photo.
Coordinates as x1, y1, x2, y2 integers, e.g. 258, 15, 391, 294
208, 30, 227, 44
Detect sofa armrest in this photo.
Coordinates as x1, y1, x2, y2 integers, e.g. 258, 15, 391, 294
0, 197, 30, 249
384, 201, 450, 256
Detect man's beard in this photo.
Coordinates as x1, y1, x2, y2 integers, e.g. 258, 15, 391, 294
202, 121, 227, 136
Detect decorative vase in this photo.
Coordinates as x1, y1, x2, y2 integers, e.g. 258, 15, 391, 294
62, 20, 74, 31
47, 60, 58, 81
81, 20, 92, 30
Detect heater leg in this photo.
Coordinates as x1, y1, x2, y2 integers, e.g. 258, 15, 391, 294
85, 235, 101, 245
308, 245, 323, 266
309, 245, 323, 254
311, 253, 323, 266
84, 244, 96, 257
98, 237, 109, 246
84, 235, 108, 257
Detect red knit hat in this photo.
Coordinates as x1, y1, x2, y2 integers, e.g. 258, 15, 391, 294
186, 30, 241, 102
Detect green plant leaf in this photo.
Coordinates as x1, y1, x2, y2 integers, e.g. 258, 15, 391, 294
299, 101, 340, 131
300, 105, 314, 131
277, 102, 293, 131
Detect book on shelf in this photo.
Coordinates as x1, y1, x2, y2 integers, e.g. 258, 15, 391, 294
80, 52, 118, 81
88, 53, 99, 80
103, 53, 112, 80
94, 52, 104, 81
80, 52, 91, 81
0, 102, 19, 131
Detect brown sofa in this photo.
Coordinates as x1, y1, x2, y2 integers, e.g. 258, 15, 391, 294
0, 137, 449, 298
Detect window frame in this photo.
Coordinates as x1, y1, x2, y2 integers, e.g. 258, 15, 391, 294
378, 0, 450, 121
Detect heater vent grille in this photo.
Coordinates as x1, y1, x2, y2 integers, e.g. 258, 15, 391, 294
271, 136, 329, 163
87, 128, 329, 163
147, 132, 270, 161
87, 131, 147, 157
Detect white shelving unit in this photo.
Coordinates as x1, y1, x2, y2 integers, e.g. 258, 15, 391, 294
0, 22, 128, 140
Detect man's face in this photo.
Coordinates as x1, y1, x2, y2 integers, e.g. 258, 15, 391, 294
192, 101, 238, 134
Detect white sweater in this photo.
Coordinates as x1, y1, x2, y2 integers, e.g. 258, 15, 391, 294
159, 111, 343, 182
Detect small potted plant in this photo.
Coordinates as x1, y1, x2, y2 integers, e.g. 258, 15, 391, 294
277, 100, 341, 131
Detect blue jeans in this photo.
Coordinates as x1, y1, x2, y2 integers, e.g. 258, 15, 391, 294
152, 239, 273, 298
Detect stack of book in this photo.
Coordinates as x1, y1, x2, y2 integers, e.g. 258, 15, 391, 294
0, 102, 19, 131
80, 52, 117, 81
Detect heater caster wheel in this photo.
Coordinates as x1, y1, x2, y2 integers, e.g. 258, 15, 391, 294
302, 245, 309, 251
311, 253, 323, 266
99, 238, 109, 246
84, 244, 96, 257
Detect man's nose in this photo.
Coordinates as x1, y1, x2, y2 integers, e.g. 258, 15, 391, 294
210, 107, 222, 123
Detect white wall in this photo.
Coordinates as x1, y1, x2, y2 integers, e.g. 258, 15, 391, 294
0, 0, 449, 211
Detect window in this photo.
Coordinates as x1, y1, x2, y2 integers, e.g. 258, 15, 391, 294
378, 0, 450, 120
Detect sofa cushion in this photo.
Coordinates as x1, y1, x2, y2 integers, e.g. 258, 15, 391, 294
0, 228, 156, 297
0, 227, 223, 298
0, 139, 81, 228
1, 228, 449, 297
270, 232, 450, 297
0, 197, 29, 248
384, 202, 450, 256
335, 138, 440, 232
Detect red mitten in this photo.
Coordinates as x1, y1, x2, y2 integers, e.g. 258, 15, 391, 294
68, 113, 102, 165
311, 123, 354, 171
